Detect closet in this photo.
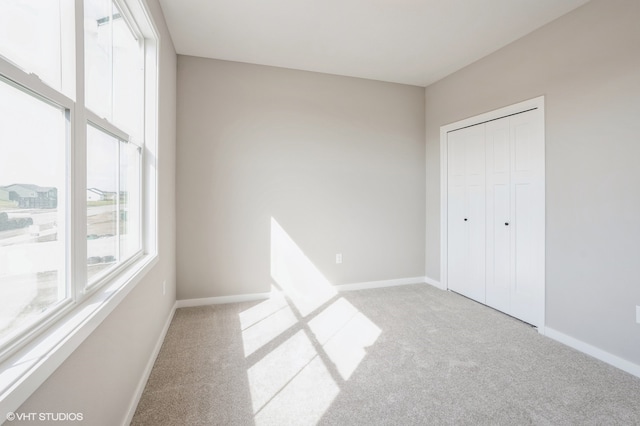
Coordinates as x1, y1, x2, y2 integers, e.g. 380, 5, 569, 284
444, 103, 545, 328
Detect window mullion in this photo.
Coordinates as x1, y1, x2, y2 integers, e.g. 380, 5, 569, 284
116, 141, 121, 263
110, 0, 115, 123
61, 0, 76, 305
73, 0, 88, 299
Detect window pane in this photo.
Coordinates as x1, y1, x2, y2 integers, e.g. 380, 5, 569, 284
0, 79, 67, 344
85, 0, 143, 138
0, 1, 63, 90
113, 4, 144, 139
120, 143, 141, 261
84, 0, 112, 119
87, 125, 118, 283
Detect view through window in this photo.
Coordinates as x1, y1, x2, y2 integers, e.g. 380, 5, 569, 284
0, 79, 68, 344
86, 125, 142, 283
0, 0, 151, 357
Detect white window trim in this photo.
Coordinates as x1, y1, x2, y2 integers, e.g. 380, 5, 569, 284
0, 0, 160, 415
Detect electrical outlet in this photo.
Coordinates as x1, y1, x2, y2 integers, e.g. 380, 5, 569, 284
163, 280, 166, 296
336, 253, 342, 264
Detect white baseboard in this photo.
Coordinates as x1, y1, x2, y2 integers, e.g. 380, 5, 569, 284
123, 301, 177, 425
424, 276, 444, 290
336, 276, 426, 292
176, 292, 271, 308
176, 278, 435, 307
545, 327, 640, 379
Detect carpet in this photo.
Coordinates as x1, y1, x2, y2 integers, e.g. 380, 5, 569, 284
131, 284, 640, 425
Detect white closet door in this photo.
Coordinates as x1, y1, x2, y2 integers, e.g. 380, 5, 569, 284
509, 109, 545, 326
447, 124, 486, 302
485, 117, 511, 313
443, 98, 545, 329
484, 109, 544, 327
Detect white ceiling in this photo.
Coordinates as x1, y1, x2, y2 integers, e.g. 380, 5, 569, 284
158, 0, 589, 87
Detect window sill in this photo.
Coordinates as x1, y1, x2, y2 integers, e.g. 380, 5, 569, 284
0, 253, 158, 416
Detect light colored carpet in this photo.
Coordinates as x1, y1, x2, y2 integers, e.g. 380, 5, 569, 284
131, 284, 640, 425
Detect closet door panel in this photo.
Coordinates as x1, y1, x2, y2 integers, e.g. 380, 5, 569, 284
447, 130, 468, 297
510, 110, 544, 326
513, 182, 537, 324
465, 125, 486, 302
447, 124, 485, 302
467, 181, 486, 302
447, 183, 467, 296
485, 118, 510, 311
487, 184, 510, 310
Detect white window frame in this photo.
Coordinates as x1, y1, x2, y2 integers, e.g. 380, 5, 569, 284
0, 0, 159, 415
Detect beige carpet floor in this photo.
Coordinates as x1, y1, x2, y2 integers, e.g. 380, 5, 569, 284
131, 284, 640, 425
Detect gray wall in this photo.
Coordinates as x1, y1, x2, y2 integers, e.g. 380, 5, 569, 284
177, 57, 425, 300
13, 0, 177, 423
425, 0, 640, 364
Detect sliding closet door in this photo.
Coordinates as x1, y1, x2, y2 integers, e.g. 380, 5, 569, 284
447, 124, 486, 302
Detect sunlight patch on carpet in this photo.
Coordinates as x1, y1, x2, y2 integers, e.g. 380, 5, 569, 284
241, 217, 383, 422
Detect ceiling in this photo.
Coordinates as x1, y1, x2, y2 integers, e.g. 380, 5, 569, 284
158, 0, 590, 87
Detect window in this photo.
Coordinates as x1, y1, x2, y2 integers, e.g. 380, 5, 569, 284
0, 78, 68, 346
84, 0, 145, 287
86, 124, 142, 284
0, 0, 157, 409
84, 0, 144, 138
